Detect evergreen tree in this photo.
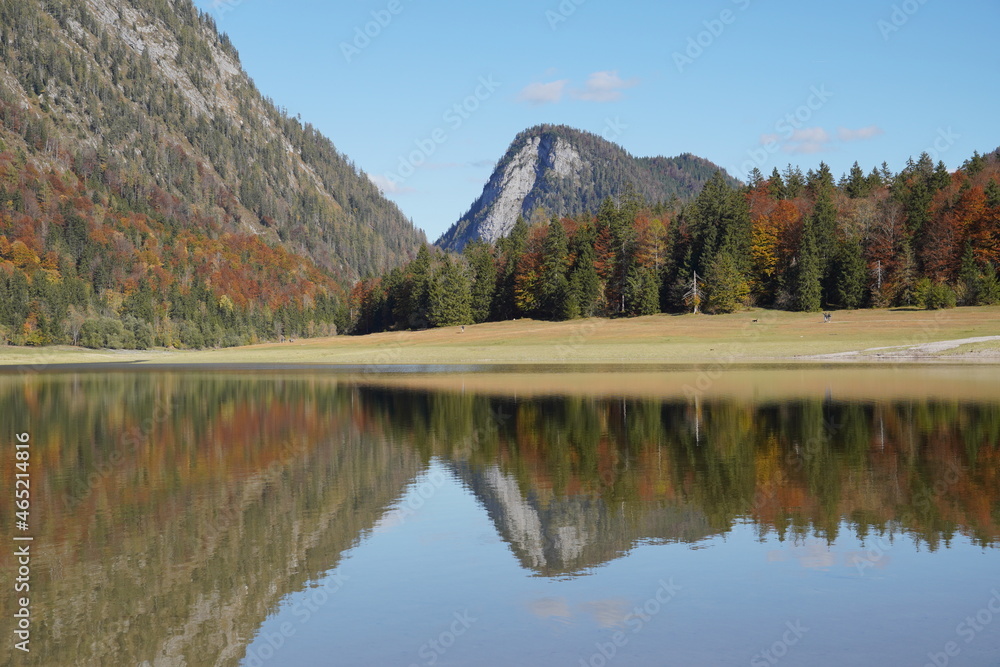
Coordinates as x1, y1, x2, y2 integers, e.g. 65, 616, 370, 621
428, 256, 472, 327
978, 263, 1000, 305
768, 167, 785, 200
832, 238, 867, 309
493, 216, 529, 320
783, 164, 805, 199
624, 265, 660, 316
796, 224, 823, 312
538, 217, 571, 319
986, 180, 1000, 209
809, 184, 838, 303
568, 224, 601, 317
464, 241, 497, 324
703, 251, 749, 314
689, 171, 751, 276
400, 243, 433, 328
845, 162, 869, 199
957, 245, 980, 305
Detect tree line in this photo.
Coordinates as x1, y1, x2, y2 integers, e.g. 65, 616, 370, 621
351, 150, 1000, 333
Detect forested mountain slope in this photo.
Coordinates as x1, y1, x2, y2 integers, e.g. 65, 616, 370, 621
0, 0, 425, 347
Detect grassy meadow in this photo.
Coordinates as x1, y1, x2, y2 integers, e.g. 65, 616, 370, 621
1, 306, 999, 368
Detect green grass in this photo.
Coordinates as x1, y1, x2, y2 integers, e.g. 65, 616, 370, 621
2, 306, 999, 367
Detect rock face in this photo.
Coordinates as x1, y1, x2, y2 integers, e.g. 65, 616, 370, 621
475, 135, 584, 245
435, 124, 737, 252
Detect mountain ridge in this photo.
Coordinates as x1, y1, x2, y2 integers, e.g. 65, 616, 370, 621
435, 124, 738, 251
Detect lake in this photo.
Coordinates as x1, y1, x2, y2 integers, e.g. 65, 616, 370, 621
0, 366, 998, 666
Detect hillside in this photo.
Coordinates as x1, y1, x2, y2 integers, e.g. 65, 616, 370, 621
435, 124, 737, 251
0, 0, 426, 347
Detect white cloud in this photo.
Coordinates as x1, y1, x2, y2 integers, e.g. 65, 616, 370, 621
760, 127, 834, 154
838, 125, 885, 142
790, 127, 831, 144
367, 173, 415, 195
786, 141, 830, 155
517, 80, 569, 105
572, 70, 639, 103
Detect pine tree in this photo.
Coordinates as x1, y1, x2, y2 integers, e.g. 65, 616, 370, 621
986, 180, 1000, 209
809, 184, 838, 303
796, 224, 822, 312
493, 216, 528, 320
845, 162, 869, 199
464, 240, 496, 323
703, 251, 749, 314
833, 238, 866, 309
569, 224, 601, 317
400, 244, 433, 328
978, 263, 1000, 305
428, 256, 472, 327
957, 245, 980, 305
538, 217, 571, 319
689, 171, 751, 276
783, 164, 805, 199
768, 167, 785, 200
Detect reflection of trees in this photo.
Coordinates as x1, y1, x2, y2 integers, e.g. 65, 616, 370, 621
356, 387, 1000, 568
0, 375, 426, 667
0, 375, 996, 664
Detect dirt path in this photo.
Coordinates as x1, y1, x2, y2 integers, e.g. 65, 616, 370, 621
805, 336, 1000, 360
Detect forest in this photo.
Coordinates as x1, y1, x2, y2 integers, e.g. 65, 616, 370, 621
0, 0, 436, 348
0, 147, 345, 348
351, 150, 1000, 334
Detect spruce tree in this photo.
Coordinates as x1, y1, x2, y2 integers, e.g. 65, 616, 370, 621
845, 162, 869, 199
399, 244, 433, 329
569, 225, 601, 317
464, 240, 497, 324
809, 184, 838, 304
703, 251, 749, 314
539, 217, 570, 319
768, 167, 785, 200
833, 238, 867, 309
428, 256, 472, 327
493, 216, 528, 320
796, 225, 823, 312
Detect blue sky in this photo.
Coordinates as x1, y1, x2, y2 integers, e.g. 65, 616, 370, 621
193, 0, 999, 242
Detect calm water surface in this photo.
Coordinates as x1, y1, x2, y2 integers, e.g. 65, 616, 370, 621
0, 368, 998, 666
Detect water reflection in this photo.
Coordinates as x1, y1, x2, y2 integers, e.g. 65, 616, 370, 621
0, 371, 996, 666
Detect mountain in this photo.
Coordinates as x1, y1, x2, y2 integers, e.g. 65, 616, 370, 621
0, 0, 425, 278
0, 0, 425, 346
435, 124, 738, 251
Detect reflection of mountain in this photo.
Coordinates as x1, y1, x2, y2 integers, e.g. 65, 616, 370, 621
454, 462, 717, 577
0, 375, 425, 667
354, 385, 1000, 553
1, 374, 998, 665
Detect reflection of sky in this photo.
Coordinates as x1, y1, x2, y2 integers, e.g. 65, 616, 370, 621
766, 538, 893, 572
244, 462, 1000, 667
